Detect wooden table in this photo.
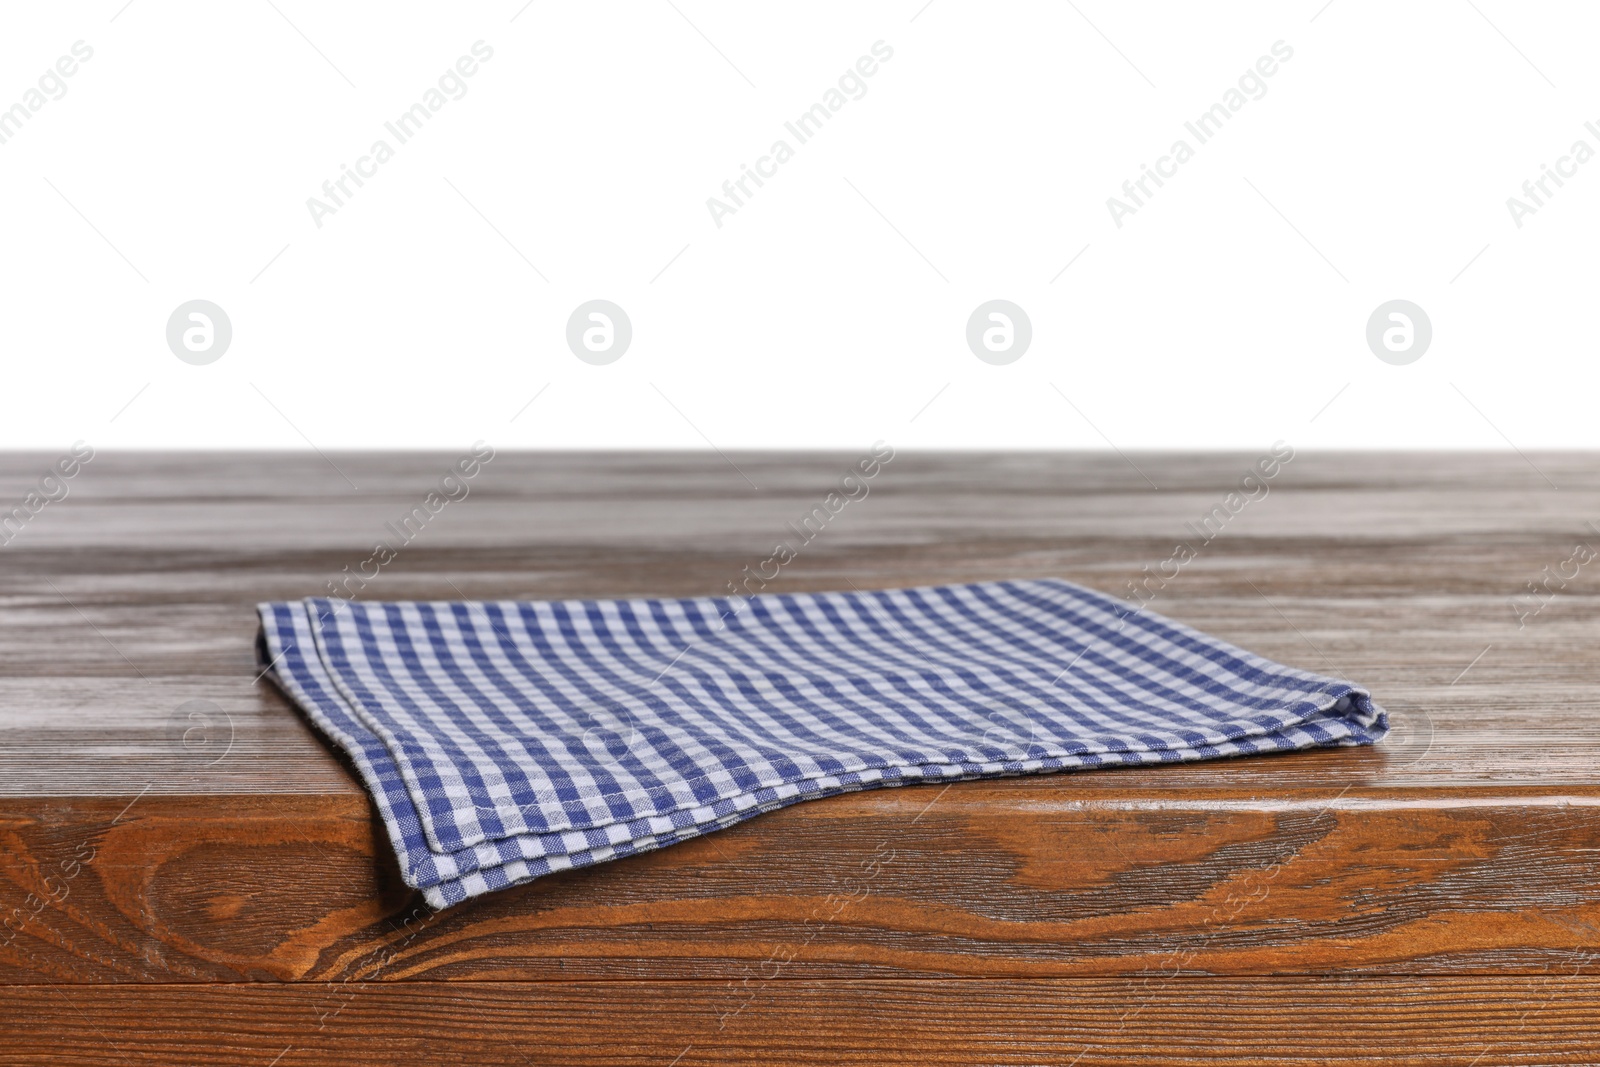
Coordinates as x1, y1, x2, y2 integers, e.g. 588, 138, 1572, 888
2, 452, 1598, 1065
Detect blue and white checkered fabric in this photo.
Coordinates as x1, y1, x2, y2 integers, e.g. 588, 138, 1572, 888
257, 578, 1386, 908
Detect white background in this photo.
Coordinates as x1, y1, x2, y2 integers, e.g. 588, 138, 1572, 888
1, 1, 1595, 453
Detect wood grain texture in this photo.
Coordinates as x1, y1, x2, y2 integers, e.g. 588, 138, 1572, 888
4, 791, 1600, 984
6, 978, 1600, 1065
2, 452, 1599, 986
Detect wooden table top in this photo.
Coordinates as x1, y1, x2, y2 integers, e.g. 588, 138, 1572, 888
3, 451, 1598, 991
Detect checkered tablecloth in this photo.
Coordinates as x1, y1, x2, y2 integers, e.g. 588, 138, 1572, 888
257, 578, 1386, 908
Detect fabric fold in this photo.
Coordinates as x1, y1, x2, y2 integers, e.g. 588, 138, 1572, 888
256, 578, 1386, 908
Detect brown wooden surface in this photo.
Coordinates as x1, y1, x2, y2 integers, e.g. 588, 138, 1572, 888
6, 978, 1600, 1065
2, 452, 1598, 1000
